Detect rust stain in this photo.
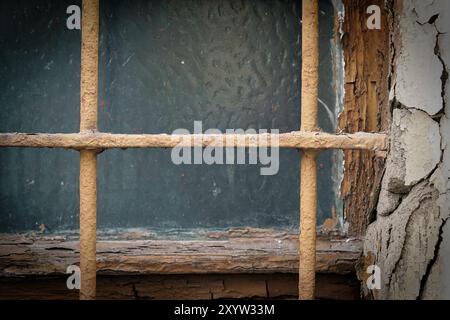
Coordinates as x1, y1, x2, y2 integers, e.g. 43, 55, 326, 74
322, 206, 339, 234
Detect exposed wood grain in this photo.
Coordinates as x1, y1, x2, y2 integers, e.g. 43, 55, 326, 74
0, 230, 362, 276
0, 132, 387, 151
340, 0, 391, 235
0, 273, 360, 300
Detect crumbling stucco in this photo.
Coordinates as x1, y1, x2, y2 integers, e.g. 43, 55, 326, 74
361, 0, 450, 299
387, 109, 440, 191
395, 1, 444, 115
377, 109, 440, 216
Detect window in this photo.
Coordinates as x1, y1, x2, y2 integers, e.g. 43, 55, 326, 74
1, 0, 341, 232
0, 0, 387, 300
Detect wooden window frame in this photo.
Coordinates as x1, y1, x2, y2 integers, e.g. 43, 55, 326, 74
0, 0, 389, 300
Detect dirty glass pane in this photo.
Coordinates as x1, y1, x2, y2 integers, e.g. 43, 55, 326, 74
0, 0, 342, 234
0, 0, 82, 232
0, 0, 81, 133
0, 149, 80, 231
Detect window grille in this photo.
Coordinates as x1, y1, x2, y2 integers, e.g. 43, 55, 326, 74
0, 0, 387, 300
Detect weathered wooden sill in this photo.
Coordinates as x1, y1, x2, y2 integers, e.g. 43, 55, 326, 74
0, 229, 361, 276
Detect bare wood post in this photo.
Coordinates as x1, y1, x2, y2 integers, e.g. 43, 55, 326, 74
79, 0, 99, 300
299, 0, 319, 300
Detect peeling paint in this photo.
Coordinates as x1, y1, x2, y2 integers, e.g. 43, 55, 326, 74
362, 0, 450, 300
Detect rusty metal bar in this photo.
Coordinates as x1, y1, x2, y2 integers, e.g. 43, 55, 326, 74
79, 150, 97, 300
79, 0, 99, 300
299, 0, 319, 300
0, 132, 387, 151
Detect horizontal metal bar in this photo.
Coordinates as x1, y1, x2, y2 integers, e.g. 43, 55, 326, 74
0, 132, 387, 151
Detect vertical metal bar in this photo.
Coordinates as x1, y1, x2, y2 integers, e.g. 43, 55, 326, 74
80, 0, 99, 133
79, 150, 97, 300
299, 0, 319, 300
299, 151, 317, 299
79, 0, 99, 300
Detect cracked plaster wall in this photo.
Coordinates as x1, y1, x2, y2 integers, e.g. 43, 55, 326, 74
361, 0, 450, 299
